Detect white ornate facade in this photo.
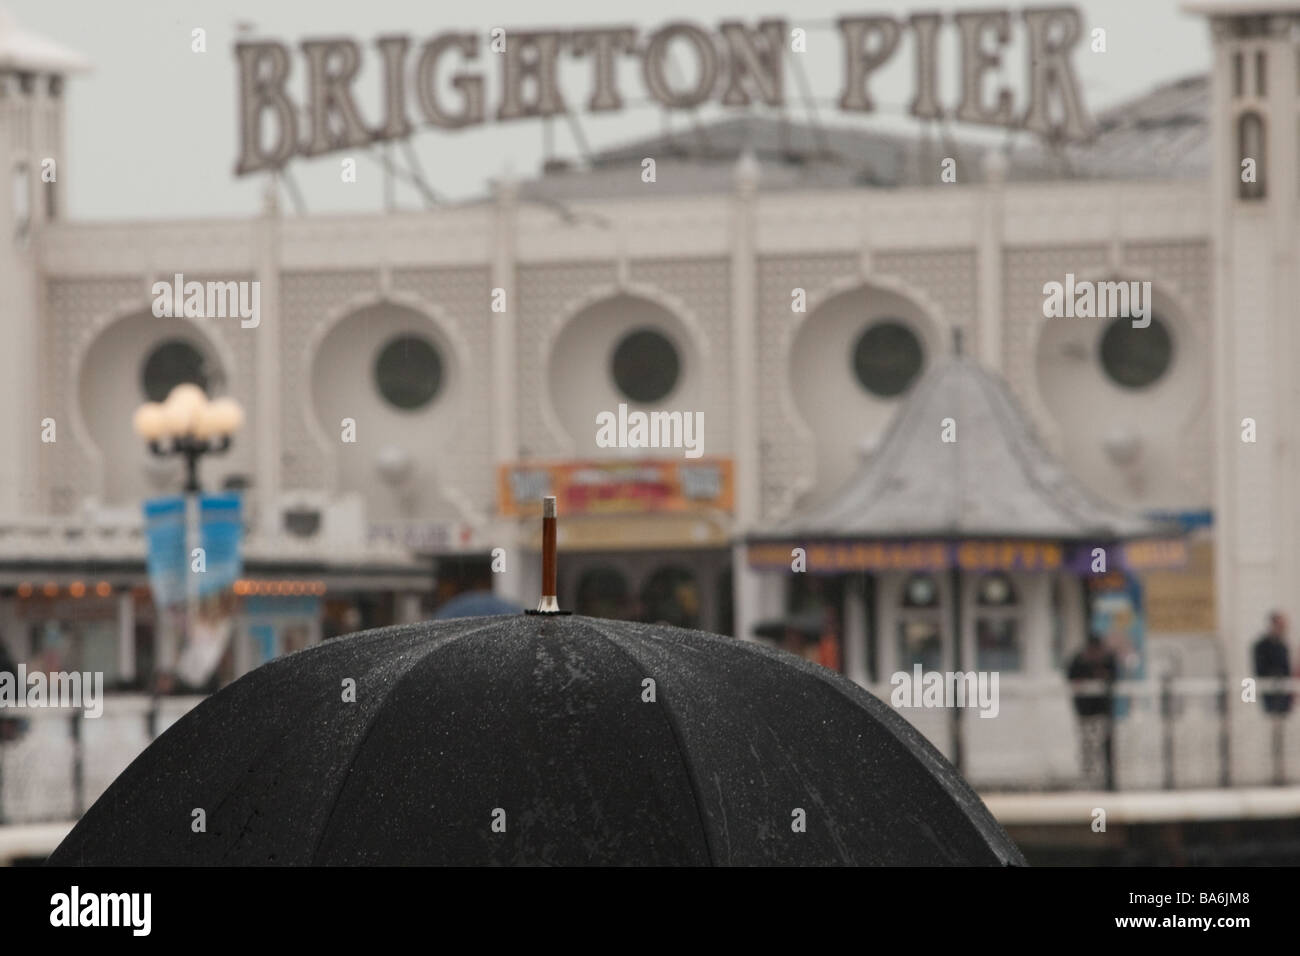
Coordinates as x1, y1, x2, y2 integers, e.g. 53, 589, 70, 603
0, 3, 1295, 688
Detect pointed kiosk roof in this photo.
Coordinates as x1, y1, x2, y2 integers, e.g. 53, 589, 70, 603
761, 355, 1163, 542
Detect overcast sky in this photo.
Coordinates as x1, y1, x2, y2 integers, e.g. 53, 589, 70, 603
8, 0, 1211, 220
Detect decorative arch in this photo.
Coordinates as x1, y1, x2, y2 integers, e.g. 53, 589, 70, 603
540, 281, 712, 456
769, 272, 948, 521
1027, 269, 1203, 424
301, 290, 475, 497
1030, 267, 1210, 504
70, 294, 241, 500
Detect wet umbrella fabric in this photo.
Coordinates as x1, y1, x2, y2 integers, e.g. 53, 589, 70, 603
49, 614, 1024, 866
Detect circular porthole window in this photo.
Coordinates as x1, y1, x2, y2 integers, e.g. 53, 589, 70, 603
1099, 315, 1173, 390
611, 328, 680, 403
374, 334, 443, 410
141, 339, 210, 402
852, 321, 924, 398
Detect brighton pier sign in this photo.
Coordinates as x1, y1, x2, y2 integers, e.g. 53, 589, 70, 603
235, 7, 1094, 176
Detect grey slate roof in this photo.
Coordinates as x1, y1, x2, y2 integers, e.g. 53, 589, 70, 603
759, 356, 1163, 541
1015, 73, 1208, 182
515, 74, 1209, 200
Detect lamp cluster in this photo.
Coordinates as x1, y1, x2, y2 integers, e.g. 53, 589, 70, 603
133, 383, 244, 443
132, 384, 245, 494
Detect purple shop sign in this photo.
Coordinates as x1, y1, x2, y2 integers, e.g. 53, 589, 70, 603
747, 537, 1189, 575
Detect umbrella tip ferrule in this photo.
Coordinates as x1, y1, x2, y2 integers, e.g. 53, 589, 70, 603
527, 495, 570, 615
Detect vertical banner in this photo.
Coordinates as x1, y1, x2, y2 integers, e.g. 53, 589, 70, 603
199, 493, 244, 596
177, 493, 244, 687
145, 493, 244, 688
143, 496, 187, 607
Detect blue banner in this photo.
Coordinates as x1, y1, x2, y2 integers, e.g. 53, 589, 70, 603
143, 496, 187, 607
143, 493, 244, 606
199, 493, 243, 597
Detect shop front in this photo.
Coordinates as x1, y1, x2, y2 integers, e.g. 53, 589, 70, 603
500, 457, 734, 633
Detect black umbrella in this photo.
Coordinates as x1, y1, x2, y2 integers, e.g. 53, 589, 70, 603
49, 500, 1024, 866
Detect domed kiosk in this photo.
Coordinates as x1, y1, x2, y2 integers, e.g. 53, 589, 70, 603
747, 346, 1175, 788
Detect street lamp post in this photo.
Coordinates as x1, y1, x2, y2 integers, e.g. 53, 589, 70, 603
132, 384, 244, 689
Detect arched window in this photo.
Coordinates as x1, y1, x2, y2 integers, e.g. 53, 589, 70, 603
639, 565, 700, 629
897, 573, 943, 672
974, 573, 1022, 672
575, 566, 631, 621
1238, 111, 1266, 200
12, 162, 29, 240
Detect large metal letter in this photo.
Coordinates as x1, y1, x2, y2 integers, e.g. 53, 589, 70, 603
644, 23, 719, 110
954, 11, 1014, 127
718, 20, 786, 107
1022, 7, 1094, 140
837, 17, 901, 113
234, 41, 298, 175
300, 39, 373, 156
908, 12, 943, 121
415, 34, 485, 128
569, 27, 637, 112
374, 35, 412, 141
497, 31, 569, 120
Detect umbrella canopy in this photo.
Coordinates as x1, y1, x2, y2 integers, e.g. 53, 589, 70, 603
49, 614, 1025, 866
431, 589, 521, 620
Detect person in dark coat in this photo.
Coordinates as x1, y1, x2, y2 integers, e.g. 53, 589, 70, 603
1068, 632, 1118, 717
1068, 631, 1120, 787
0, 637, 27, 743
1254, 611, 1293, 715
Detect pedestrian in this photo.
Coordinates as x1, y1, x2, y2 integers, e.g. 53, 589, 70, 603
1068, 631, 1118, 717
0, 637, 27, 744
1253, 610, 1293, 715
1068, 631, 1119, 787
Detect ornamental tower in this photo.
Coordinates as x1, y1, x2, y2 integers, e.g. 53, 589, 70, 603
0, 10, 88, 514
1190, 1, 1300, 668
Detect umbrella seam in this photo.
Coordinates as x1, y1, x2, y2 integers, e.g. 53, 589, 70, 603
651, 622, 1027, 866
306, 617, 512, 865
580, 617, 720, 867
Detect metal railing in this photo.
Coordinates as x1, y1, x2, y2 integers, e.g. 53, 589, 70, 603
0, 512, 425, 566
0, 694, 204, 825
2, 677, 1300, 824
1060, 675, 1300, 792
862, 675, 1300, 792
